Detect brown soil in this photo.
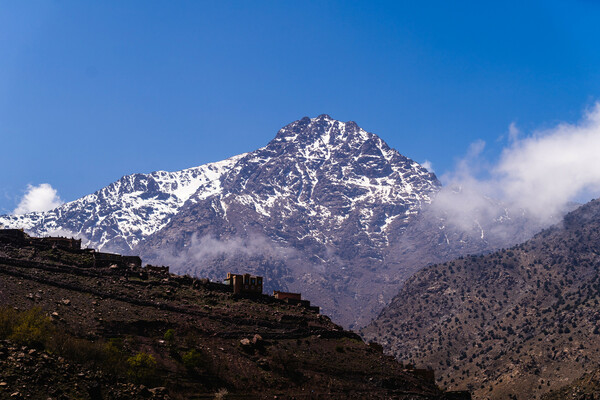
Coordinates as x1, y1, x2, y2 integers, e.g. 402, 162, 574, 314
0, 236, 459, 399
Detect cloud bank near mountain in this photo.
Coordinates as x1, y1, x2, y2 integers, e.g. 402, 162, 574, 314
435, 102, 600, 230
497, 104, 600, 218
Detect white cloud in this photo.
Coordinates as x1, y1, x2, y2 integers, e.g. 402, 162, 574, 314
436, 102, 600, 226
13, 183, 63, 215
496, 103, 600, 219
508, 122, 520, 143
422, 160, 434, 173
187, 234, 295, 261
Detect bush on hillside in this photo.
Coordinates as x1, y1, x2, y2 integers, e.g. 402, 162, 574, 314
1, 307, 54, 348
127, 352, 157, 384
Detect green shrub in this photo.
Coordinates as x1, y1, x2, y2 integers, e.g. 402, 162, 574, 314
127, 352, 157, 384
9, 308, 53, 348
182, 349, 206, 371
48, 334, 129, 379
0, 308, 133, 379
164, 329, 175, 343
0, 307, 18, 339
52, 334, 104, 364
102, 340, 128, 375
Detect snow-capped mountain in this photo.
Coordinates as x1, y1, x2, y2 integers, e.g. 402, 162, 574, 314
215, 115, 440, 249
0, 154, 245, 252
138, 115, 442, 327
1, 115, 442, 326
0, 115, 551, 328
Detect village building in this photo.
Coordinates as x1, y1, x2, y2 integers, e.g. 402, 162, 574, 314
37, 236, 82, 250
91, 251, 142, 268
0, 229, 81, 250
273, 290, 319, 313
0, 229, 27, 241
273, 291, 301, 301
224, 272, 263, 295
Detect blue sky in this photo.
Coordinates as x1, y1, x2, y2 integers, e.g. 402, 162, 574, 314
1, 1, 600, 214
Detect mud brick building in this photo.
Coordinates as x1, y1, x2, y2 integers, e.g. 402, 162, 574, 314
225, 273, 263, 295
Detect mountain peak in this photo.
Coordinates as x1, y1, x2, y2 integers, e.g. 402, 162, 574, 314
314, 113, 332, 120
311, 114, 358, 129
274, 115, 366, 147
1, 114, 443, 328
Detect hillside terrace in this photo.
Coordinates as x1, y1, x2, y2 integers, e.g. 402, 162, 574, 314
0, 229, 319, 313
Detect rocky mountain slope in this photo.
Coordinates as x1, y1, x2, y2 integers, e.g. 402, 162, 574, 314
0, 233, 465, 399
137, 115, 444, 328
0, 115, 552, 328
541, 368, 600, 400
362, 198, 600, 400
0, 155, 245, 253
0, 339, 159, 399
382, 188, 563, 285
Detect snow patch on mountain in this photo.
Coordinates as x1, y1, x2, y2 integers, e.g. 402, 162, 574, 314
0, 154, 245, 251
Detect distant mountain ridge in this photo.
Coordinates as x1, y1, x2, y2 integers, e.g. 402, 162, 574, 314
0, 115, 553, 328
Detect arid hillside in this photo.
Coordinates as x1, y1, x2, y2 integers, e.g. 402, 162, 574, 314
541, 368, 600, 400
362, 199, 600, 400
0, 231, 467, 399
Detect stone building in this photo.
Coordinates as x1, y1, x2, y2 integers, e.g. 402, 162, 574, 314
38, 236, 81, 250
224, 273, 263, 295
273, 291, 301, 301
92, 251, 142, 268
273, 290, 319, 313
